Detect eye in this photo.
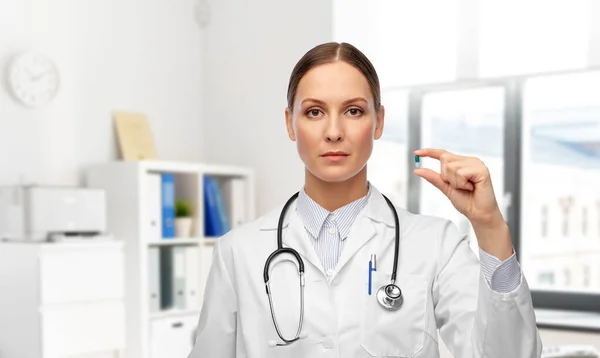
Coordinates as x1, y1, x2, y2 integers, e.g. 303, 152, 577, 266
306, 108, 324, 118
346, 107, 363, 117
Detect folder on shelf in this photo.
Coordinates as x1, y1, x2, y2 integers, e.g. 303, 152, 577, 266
222, 178, 247, 228
159, 246, 187, 310
161, 174, 175, 239
148, 247, 161, 312
185, 246, 201, 310
147, 173, 163, 242
173, 246, 187, 310
211, 178, 230, 234
204, 176, 224, 236
160, 247, 173, 309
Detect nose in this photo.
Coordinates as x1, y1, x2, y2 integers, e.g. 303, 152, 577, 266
325, 115, 343, 142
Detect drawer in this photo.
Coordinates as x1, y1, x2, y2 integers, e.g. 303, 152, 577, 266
150, 314, 199, 358
41, 300, 125, 357
39, 245, 124, 304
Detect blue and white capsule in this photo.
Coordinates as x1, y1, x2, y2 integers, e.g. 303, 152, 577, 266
414, 155, 421, 169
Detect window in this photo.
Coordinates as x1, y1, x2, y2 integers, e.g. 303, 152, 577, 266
417, 86, 505, 255
558, 197, 573, 238
563, 268, 572, 287
583, 265, 591, 287
367, 90, 409, 208
478, 0, 590, 77
332, 0, 458, 88
538, 272, 554, 286
334, 0, 600, 315
334, 0, 595, 83
538, 272, 555, 286
401, 70, 600, 313
541, 205, 549, 238
521, 71, 600, 304
582, 207, 588, 236
597, 200, 600, 238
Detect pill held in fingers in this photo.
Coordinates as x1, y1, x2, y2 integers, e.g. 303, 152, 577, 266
414, 155, 421, 169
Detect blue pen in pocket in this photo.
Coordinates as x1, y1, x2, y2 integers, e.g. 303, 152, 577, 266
368, 254, 376, 295
368, 261, 372, 295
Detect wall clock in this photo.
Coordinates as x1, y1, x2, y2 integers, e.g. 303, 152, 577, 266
7, 52, 60, 108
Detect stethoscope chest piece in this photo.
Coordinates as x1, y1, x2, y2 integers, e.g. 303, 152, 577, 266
376, 283, 403, 311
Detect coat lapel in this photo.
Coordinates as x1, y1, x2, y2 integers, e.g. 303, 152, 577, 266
259, 202, 326, 276
258, 186, 397, 278
333, 186, 396, 274
333, 215, 377, 273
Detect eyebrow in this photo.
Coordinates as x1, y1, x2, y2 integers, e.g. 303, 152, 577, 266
301, 97, 369, 106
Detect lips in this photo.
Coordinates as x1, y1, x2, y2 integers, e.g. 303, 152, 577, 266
321, 151, 349, 157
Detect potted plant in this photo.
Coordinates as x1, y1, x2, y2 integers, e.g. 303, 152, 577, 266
175, 199, 193, 237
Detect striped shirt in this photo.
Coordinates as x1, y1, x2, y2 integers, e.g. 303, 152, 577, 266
296, 185, 372, 274
296, 183, 522, 293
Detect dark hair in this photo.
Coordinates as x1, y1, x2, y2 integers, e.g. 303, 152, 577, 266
286, 42, 381, 112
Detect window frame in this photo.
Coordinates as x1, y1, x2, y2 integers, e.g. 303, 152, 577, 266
333, 0, 600, 331
402, 67, 600, 328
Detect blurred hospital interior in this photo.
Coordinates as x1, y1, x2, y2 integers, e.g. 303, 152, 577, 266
1, 0, 600, 357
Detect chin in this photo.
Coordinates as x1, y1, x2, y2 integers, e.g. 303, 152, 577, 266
308, 165, 363, 183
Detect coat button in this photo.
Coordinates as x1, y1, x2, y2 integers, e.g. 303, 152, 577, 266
322, 337, 334, 349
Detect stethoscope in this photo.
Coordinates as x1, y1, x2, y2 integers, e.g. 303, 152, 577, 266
263, 191, 403, 347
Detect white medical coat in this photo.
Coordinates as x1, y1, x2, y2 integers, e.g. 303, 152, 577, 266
188, 187, 543, 357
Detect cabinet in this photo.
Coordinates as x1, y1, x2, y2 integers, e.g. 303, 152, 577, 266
0, 241, 125, 358
149, 314, 198, 358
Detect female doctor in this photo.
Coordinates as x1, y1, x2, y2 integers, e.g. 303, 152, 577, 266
188, 42, 542, 358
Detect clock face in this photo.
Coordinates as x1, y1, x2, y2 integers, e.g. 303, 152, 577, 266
8, 52, 60, 108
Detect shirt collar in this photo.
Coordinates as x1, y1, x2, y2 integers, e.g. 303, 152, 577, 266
296, 183, 372, 240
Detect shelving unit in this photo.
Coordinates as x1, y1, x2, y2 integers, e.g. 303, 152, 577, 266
84, 160, 255, 358
146, 237, 218, 247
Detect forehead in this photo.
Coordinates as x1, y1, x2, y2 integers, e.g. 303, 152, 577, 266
295, 61, 372, 105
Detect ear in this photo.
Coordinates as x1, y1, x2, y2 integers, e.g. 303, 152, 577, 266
374, 104, 385, 140
285, 107, 296, 141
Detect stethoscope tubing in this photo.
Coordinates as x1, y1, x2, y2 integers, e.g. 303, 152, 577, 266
263, 190, 401, 345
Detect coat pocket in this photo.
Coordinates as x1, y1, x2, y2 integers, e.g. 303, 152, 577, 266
360, 271, 428, 357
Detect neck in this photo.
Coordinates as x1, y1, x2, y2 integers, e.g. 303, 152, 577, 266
303, 167, 369, 212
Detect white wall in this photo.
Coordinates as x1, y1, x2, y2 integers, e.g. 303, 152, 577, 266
200, 0, 333, 216
0, 0, 203, 187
